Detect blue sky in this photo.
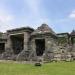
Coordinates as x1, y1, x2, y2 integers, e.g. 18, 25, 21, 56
0, 0, 75, 33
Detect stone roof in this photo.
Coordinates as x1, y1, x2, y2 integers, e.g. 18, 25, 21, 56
70, 30, 75, 36
0, 32, 3, 37
0, 33, 7, 39
57, 33, 69, 37
7, 27, 34, 33
31, 24, 56, 36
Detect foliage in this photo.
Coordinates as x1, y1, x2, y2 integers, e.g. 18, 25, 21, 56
58, 37, 67, 45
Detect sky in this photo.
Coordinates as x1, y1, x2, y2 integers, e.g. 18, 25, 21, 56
0, 0, 75, 33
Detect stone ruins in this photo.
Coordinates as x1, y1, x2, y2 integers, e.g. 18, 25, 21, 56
0, 24, 75, 62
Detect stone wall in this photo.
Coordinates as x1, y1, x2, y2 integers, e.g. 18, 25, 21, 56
0, 25, 75, 62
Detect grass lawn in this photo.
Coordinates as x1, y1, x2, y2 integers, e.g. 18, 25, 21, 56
0, 61, 75, 75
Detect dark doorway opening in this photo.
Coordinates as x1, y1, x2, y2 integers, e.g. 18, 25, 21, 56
10, 34, 24, 54
35, 39, 45, 56
0, 43, 5, 53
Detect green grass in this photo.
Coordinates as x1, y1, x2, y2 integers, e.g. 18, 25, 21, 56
0, 61, 75, 75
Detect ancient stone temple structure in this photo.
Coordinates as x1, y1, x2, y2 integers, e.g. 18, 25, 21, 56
0, 24, 75, 62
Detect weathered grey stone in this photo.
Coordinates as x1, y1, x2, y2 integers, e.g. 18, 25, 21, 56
16, 50, 31, 61
1, 48, 14, 60
0, 24, 75, 62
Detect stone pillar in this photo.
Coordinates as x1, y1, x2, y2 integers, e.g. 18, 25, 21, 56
24, 32, 29, 51
45, 37, 53, 51
3, 34, 14, 60
5, 35, 12, 51
31, 39, 35, 51
45, 38, 47, 50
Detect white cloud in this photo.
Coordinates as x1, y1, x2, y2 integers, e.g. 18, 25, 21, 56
69, 10, 75, 19
0, 13, 13, 23
0, 8, 14, 32
23, 0, 51, 29
24, 0, 42, 16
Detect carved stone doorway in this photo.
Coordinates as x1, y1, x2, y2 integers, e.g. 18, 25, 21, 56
35, 39, 45, 56
10, 34, 24, 54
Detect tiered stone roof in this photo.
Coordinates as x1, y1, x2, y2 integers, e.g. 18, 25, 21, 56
70, 30, 75, 36
31, 24, 56, 36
